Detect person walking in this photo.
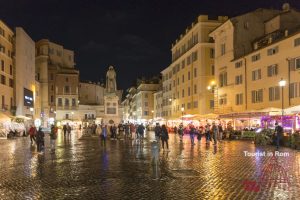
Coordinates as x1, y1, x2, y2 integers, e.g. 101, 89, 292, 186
161, 125, 169, 151
189, 124, 196, 146
63, 124, 67, 137
36, 127, 45, 153
178, 123, 184, 142
28, 125, 36, 144
274, 122, 283, 149
154, 123, 162, 142
211, 122, 219, 145
50, 125, 58, 152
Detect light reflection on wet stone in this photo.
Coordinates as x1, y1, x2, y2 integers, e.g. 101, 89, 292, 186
0, 130, 299, 199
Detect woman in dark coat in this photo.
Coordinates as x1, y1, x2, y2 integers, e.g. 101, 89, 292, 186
161, 125, 169, 151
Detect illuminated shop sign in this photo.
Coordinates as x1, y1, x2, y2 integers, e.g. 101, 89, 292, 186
24, 88, 34, 107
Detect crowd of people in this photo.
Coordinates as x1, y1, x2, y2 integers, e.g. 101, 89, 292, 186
153, 122, 225, 150
28, 123, 72, 154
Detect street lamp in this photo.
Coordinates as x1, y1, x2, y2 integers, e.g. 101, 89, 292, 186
278, 78, 286, 123
181, 107, 184, 124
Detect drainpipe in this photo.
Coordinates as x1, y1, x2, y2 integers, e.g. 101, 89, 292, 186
287, 58, 291, 106
244, 57, 247, 111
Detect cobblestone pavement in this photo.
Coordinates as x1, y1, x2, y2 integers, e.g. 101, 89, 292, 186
0, 130, 300, 200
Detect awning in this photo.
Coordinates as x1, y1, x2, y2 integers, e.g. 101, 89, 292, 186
219, 111, 269, 119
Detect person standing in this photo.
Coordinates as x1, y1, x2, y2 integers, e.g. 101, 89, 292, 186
36, 127, 45, 153
50, 125, 58, 152
63, 124, 67, 137
28, 125, 36, 144
154, 123, 161, 142
137, 123, 145, 143
161, 125, 169, 151
178, 123, 184, 142
218, 123, 223, 140
205, 123, 211, 144
130, 123, 136, 140
189, 124, 196, 146
124, 123, 130, 139
67, 123, 72, 138
100, 125, 107, 145
211, 122, 219, 145
274, 122, 283, 149
96, 124, 102, 137
196, 126, 202, 144
174, 126, 177, 135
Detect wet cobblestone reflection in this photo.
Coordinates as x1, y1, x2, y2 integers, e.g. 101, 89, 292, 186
0, 130, 299, 199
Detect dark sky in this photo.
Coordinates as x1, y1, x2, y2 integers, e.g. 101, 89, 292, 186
1, 0, 299, 90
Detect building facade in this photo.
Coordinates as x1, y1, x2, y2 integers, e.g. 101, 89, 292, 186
15, 27, 37, 119
35, 39, 79, 125
210, 4, 300, 129
161, 15, 228, 124
79, 81, 105, 105
153, 90, 163, 120
0, 20, 14, 116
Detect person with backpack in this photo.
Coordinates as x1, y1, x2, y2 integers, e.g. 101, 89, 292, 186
274, 122, 283, 149
161, 125, 169, 151
154, 123, 162, 142
50, 125, 58, 152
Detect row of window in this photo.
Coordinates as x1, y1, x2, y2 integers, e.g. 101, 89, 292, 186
220, 82, 300, 106
165, 51, 198, 81
220, 60, 300, 87
1, 95, 13, 108
163, 71, 198, 92
172, 33, 199, 62
0, 75, 13, 87
1, 60, 13, 75
0, 27, 13, 43
57, 98, 76, 107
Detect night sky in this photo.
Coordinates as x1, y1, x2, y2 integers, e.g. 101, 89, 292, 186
1, 0, 299, 90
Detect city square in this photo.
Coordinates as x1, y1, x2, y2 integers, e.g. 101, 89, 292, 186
0, 131, 300, 199
1, 0, 300, 199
